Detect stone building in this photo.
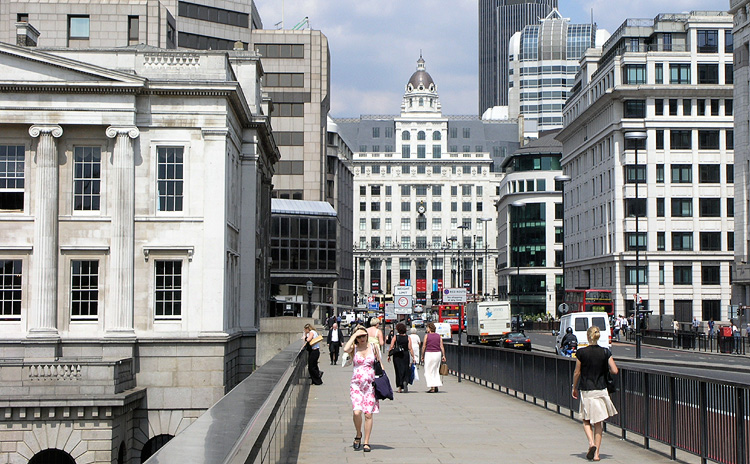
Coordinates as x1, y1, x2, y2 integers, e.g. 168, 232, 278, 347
556, 11, 734, 322
0, 39, 278, 463
336, 57, 520, 308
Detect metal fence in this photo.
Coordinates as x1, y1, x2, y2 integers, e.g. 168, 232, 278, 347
623, 330, 748, 355
444, 343, 750, 464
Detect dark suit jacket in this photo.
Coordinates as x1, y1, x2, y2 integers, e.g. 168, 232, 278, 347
327, 328, 343, 345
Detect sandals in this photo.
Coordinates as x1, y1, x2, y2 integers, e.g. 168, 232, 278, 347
353, 435, 362, 450
363, 444, 371, 452
586, 446, 596, 461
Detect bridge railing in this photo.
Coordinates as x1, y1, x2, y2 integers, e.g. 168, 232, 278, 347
146, 339, 308, 464
445, 343, 749, 464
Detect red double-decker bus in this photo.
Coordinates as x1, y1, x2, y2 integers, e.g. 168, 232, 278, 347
562, 289, 614, 316
437, 304, 464, 333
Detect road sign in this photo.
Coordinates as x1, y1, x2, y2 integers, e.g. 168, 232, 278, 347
395, 295, 413, 314
367, 296, 374, 303
633, 294, 642, 305
367, 302, 379, 311
394, 286, 412, 296
443, 288, 467, 303
558, 303, 569, 314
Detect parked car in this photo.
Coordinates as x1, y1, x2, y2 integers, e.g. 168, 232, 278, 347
499, 332, 532, 351
412, 318, 425, 328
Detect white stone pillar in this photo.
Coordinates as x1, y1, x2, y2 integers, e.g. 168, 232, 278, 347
105, 126, 140, 336
28, 125, 63, 338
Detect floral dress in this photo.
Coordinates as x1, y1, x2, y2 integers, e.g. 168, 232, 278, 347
350, 347, 379, 414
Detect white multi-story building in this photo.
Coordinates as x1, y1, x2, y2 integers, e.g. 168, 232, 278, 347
336, 57, 520, 307
730, 0, 750, 311
508, 9, 609, 138
556, 11, 734, 323
496, 131, 566, 317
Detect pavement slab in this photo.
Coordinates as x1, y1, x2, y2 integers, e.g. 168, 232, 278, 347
289, 353, 702, 464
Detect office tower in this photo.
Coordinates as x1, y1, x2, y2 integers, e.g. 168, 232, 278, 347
557, 11, 734, 323
478, 0, 556, 115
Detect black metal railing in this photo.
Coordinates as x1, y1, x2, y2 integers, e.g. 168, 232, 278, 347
145, 339, 308, 464
632, 330, 748, 355
445, 343, 750, 464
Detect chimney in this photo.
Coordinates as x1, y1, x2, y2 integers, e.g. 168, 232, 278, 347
16, 20, 40, 47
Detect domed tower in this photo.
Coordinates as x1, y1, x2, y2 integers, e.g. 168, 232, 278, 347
401, 54, 442, 117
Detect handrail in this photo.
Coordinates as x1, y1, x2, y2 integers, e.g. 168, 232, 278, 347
445, 343, 750, 464
145, 339, 308, 464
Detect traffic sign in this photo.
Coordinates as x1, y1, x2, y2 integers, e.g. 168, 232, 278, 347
443, 288, 467, 303
367, 296, 374, 303
367, 302, 379, 311
558, 303, 569, 314
394, 286, 412, 296
395, 295, 413, 314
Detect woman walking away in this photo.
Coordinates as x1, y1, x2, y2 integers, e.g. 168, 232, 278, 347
303, 324, 323, 385
409, 328, 421, 364
367, 317, 385, 353
387, 322, 414, 393
327, 322, 343, 365
421, 322, 446, 393
343, 326, 380, 452
572, 326, 618, 461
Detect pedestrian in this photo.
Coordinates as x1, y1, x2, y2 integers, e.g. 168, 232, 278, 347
327, 322, 344, 365
387, 322, 414, 393
613, 315, 622, 342
421, 322, 446, 393
692, 317, 700, 333
303, 323, 323, 385
343, 326, 380, 453
733, 321, 741, 354
708, 318, 715, 338
572, 326, 619, 462
408, 328, 421, 364
367, 317, 385, 353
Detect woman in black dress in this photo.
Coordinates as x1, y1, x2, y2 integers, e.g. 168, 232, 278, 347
387, 322, 414, 393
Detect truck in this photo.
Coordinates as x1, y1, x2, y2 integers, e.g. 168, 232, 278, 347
465, 301, 511, 345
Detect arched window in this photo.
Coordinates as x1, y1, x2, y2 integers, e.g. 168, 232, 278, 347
402, 130, 410, 141
29, 449, 76, 464
419, 98, 424, 106
141, 434, 174, 463
432, 131, 441, 141
417, 131, 426, 141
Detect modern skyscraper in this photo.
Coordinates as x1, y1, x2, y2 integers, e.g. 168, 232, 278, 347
478, 0, 557, 115
508, 9, 607, 137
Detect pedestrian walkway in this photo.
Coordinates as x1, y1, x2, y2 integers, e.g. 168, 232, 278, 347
290, 351, 701, 463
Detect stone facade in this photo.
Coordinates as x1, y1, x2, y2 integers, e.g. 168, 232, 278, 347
0, 42, 278, 463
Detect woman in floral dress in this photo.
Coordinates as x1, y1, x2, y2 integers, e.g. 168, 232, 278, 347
343, 325, 379, 452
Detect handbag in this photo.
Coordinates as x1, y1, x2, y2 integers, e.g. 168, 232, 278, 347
606, 372, 617, 394
370, 344, 393, 400
388, 337, 405, 357
439, 362, 449, 376
309, 334, 324, 346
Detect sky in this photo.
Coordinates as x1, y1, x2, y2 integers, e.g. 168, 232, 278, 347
256, 0, 725, 117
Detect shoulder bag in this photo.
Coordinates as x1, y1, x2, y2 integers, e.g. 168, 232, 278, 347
371, 344, 393, 400
439, 361, 449, 376
604, 347, 617, 394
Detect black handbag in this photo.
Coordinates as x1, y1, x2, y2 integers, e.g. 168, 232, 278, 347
371, 344, 393, 400
606, 372, 617, 394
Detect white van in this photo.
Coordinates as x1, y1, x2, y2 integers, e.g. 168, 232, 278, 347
556, 312, 611, 354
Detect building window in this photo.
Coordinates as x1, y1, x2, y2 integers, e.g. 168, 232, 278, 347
68, 16, 90, 40
433, 131, 441, 141
625, 199, 646, 217
0, 260, 22, 320
359, 218, 366, 230
674, 265, 692, 285
656, 164, 664, 182
670, 64, 690, 84
625, 232, 647, 251
371, 218, 381, 230
698, 64, 719, 84
71, 260, 98, 320
656, 198, 665, 217
179, 1, 249, 27
623, 100, 646, 118
0, 145, 25, 210
656, 131, 664, 150
672, 232, 693, 251
402, 145, 410, 158
726, 63, 734, 84
671, 165, 692, 183
417, 145, 426, 158
683, 99, 691, 116
727, 130, 734, 150
663, 33, 672, 51
699, 165, 720, 183
254, 43, 304, 58
669, 99, 678, 116
275, 132, 304, 146
432, 145, 441, 158
128, 16, 139, 43
655, 63, 663, 83
451, 202, 457, 212
432, 201, 442, 212
416, 216, 427, 231
270, 102, 304, 117
359, 202, 366, 212
726, 99, 733, 116
657, 232, 665, 250
700, 232, 722, 250
155, 261, 182, 319
702, 265, 721, 285
157, 147, 184, 212
671, 198, 693, 217
622, 65, 646, 84
402, 131, 410, 141
417, 131, 426, 141
463, 128, 470, 138
729, 231, 735, 251
401, 218, 410, 231
670, 130, 692, 150
372, 127, 380, 138
385, 127, 393, 138
73, 146, 101, 211
626, 266, 647, 285
263, 73, 304, 87
711, 99, 720, 116
654, 99, 664, 115
625, 165, 646, 183
371, 202, 380, 212
728, 199, 735, 217
699, 198, 721, 217
401, 202, 410, 212
697, 30, 719, 53
698, 130, 720, 150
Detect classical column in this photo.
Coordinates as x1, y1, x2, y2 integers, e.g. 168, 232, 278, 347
105, 126, 140, 336
28, 125, 63, 338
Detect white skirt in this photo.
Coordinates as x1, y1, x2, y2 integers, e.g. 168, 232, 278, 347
579, 389, 618, 424
423, 351, 443, 388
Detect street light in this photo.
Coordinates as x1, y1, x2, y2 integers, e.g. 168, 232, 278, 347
554, 175, 570, 316
511, 201, 526, 319
456, 226, 469, 384
479, 218, 492, 300
447, 237, 457, 288
624, 130, 648, 359
458, 225, 469, 292
306, 280, 314, 318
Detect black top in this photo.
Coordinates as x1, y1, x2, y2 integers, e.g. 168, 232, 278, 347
394, 334, 409, 357
576, 345, 611, 391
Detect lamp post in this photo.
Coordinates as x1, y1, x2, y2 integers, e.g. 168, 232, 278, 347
456, 226, 469, 384
447, 237, 457, 288
553, 175, 570, 316
306, 280, 314, 318
624, 130, 647, 359
353, 246, 358, 310
511, 201, 526, 319
458, 225, 469, 292
479, 218, 492, 300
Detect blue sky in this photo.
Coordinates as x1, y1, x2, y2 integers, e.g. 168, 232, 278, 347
256, 0, 725, 117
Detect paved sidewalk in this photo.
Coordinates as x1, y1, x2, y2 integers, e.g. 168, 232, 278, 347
290, 350, 701, 463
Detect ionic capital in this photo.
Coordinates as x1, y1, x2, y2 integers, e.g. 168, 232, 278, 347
106, 126, 140, 139
28, 125, 63, 138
